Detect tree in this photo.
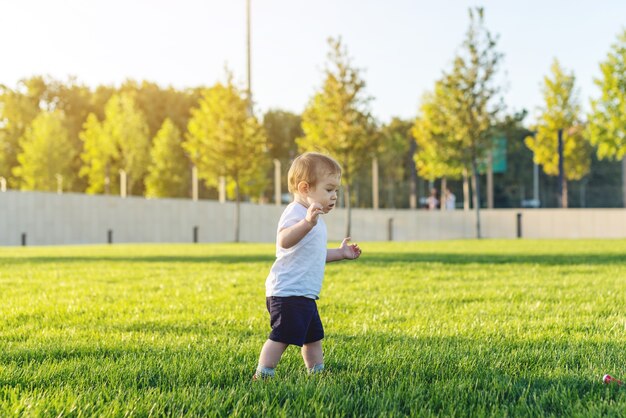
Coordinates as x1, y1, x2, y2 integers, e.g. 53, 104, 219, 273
298, 37, 376, 237
79, 93, 150, 195
412, 85, 465, 182
13, 110, 76, 191
525, 59, 591, 208
145, 118, 191, 198
120, 80, 201, 140
412, 8, 503, 235
587, 29, 626, 207
491, 111, 536, 208
184, 75, 269, 242
79, 113, 118, 194
379, 118, 413, 208
47, 78, 95, 192
0, 77, 48, 187
102, 93, 151, 195
263, 109, 302, 202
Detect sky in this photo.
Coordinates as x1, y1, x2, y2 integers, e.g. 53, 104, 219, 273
1, 0, 625, 124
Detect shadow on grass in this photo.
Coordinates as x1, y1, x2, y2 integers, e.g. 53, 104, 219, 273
361, 252, 626, 266
0, 254, 275, 265
1, 252, 625, 267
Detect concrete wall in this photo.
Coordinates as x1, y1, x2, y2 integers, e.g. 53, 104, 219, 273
1, 190, 625, 246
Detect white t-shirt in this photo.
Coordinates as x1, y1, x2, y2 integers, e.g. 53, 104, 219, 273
265, 202, 327, 299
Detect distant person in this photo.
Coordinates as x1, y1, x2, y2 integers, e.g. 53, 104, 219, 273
444, 188, 456, 210
426, 188, 439, 210
253, 152, 362, 380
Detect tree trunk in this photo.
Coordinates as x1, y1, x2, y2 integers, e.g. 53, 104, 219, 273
440, 177, 447, 211
471, 160, 482, 239
409, 137, 417, 209
487, 150, 494, 209
463, 168, 470, 211
273, 159, 281, 206
562, 178, 568, 209
234, 178, 240, 242
372, 156, 379, 210
622, 156, 626, 208
345, 182, 352, 238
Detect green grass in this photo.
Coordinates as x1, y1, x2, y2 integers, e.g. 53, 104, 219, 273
1, 240, 626, 417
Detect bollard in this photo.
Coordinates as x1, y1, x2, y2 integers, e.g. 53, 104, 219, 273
387, 218, 393, 241
193, 226, 199, 243
107, 229, 113, 244
516, 213, 522, 238
21, 233, 26, 246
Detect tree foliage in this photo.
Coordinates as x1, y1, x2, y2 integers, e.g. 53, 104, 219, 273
298, 37, 376, 235
0, 77, 48, 187
13, 111, 76, 191
184, 75, 269, 241
79, 93, 150, 195
263, 109, 301, 163
412, 8, 504, 235
411, 85, 465, 180
184, 77, 268, 198
263, 109, 302, 199
525, 59, 591, 181
145, 118, 191, 198
79, 113, 118, 194
587, 29, 626, 160
378, 118, 413, 208
106, 93, 151, 195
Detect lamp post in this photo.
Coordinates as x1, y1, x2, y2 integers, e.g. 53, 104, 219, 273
246, 0, 253, 116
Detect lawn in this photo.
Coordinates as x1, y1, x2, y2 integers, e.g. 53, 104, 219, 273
1, 240, 626, 416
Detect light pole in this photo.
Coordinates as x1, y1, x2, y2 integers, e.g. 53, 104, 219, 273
246, 0, 253, 116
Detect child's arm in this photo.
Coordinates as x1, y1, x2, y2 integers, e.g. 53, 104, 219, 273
278, 203, 324, 249
327, 237, 362, 262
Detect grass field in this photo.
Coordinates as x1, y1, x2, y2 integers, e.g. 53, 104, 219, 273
1, 240, 626, 417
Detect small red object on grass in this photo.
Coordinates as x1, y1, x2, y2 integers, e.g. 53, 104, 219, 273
603, 374, 623, 385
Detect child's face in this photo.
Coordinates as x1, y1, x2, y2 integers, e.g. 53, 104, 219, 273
305, 173, 341, 213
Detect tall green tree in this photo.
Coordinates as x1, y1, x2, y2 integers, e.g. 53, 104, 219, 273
263, 109, 302, 202
184, 75, 269, 242
0, 77, 49, 187
412, 85, 465, 182
379, 118, 413, 208
13, 110, 76, 191
298, 37, 376, 237
79, 113, 118, 194
47, 78, 95, 192
145, 118, 191, 198
587, 29, 626, 207
120, 80, 200, 139
79, 93, 150, 195
413, 8, 503, 235
103, 93, 151, 195
525, 59, 591, 208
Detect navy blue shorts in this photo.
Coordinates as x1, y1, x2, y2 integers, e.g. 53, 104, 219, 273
266, 296, 324, 347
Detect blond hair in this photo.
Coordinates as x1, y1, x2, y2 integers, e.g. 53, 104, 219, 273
287, 152, 342, 194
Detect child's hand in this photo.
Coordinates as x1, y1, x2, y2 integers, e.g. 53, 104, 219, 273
305, 202, 324, 226
340, 237, 361, 260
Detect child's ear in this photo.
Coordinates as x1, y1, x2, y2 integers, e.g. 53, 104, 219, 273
297, 181, 309, 195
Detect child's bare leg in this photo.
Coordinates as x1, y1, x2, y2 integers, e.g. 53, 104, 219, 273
301, 339, 324, 373
255, 339, 288, 378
